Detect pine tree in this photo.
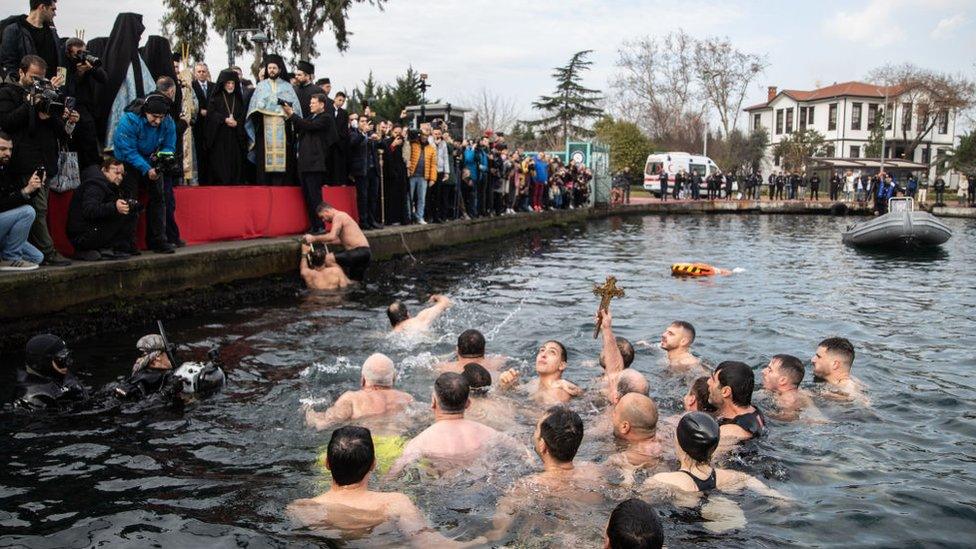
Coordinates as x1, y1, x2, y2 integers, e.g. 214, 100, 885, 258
530, 50, 604, 143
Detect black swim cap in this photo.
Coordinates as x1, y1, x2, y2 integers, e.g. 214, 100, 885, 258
25, 334, 68, 376
676, 412, 720, 463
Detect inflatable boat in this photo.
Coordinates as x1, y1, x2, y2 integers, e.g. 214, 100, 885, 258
842, 198, 952, 248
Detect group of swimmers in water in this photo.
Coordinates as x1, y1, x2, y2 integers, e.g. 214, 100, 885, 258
291, 295, 869, 547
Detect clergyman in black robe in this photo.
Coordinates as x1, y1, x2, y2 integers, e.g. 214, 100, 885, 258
205, 70, 247, 185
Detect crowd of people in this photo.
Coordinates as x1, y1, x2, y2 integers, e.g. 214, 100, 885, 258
0, 2, 595, 274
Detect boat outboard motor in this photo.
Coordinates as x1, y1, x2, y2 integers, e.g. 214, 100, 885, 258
172, 348, 225, 396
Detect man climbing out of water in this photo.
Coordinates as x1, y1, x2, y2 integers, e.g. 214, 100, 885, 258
707, 361, 766, 445
596, 310, 636, 398
388, 294, 452, 333
761, 354, 825, 421
305, 353, 414, 430
811, 337, 869, 405
436, 328, 507, 372
302, 202, 371, 282
609, 393, 664, 472
659, 321, 702, 371
605, 498, 664, 549
299, 241, 350, 290
498, 340, 583, 405
645, 412, 786, 498
387, 372, 507, 477
12, 334, 88, 411
288, 426, 485, 548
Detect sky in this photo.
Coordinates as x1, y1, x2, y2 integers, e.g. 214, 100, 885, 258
48, 0, 976, 128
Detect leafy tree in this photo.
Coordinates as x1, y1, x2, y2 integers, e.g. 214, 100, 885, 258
593, 117, 653, 175
772, 128, 825, 173
946, 130, 976, 174
162, 0, 386, 69
711, 128, 769, 174
864, 110, 887, 157
530, 50, 604, 143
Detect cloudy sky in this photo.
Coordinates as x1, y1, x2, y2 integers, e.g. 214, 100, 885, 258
55, 0, 975, 126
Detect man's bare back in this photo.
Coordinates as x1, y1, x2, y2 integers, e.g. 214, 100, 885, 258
302, 265, 351, 290
437, 354, 507, 373
388, 418, 501, 476
307, 388, 414, 431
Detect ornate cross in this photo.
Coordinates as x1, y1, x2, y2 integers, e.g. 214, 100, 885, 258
592, 276, 625, 338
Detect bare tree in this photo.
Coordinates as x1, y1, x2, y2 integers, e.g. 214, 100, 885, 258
461, 87, 523, 137
868, 63, 976, 158
694, 37, 768, 136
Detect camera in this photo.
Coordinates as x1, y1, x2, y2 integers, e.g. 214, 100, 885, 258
34, 164, 46, 179
72, 50, 102, 68
276, 98, 292, 108
125, 198, 144, 213
29, 77, 65, 116
151, 151, 183, 178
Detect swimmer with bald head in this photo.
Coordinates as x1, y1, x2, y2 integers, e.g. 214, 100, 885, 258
288, 426, 485, 548
498, 340, 583, 405
388, 294, 452, 334
609, 369, 650, 406
305, 353, 414, 430
611, 393, 664, 470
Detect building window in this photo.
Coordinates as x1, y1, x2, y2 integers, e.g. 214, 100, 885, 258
922, 147, 931, 164
785, 108, 794, 133
886, 102, 893, 130
849, 145, 860, 158
799, 107, 807, 130
753, 113, 761, 130
917, 105, 928, 132
938, 111, 949, 134
867, 103, 878, 130
774, 154, 780, 166
776, 109, 783, 134
902, 102, 912, 131
807, 106, 814, 127
852, 102, 862, 130
828, 103, 837, 130
826, 145, 835, 157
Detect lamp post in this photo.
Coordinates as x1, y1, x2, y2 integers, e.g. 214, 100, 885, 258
418, 73, 430, 124
225, 28, 270, 68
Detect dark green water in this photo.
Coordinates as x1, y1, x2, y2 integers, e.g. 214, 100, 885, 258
2, 214, 975, 548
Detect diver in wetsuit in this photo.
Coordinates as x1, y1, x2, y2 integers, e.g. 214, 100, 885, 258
113, 335, 182, 401
12, 334, 88, 411
706, 361, 766, 445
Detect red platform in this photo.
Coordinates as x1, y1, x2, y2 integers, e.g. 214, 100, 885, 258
47, 185, 358, 256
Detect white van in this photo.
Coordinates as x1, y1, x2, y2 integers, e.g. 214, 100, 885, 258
643, 152, 722, 197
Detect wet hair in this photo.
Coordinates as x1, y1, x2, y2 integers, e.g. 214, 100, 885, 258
772, 354, 804, 387
670, 321, 696, 343
327, 426, 374, 486
457, 329, 485, 357
818, 337, 855, 370
676, 412, 720, 464
20, 54, 46, 73
689, 376, 717, 413
315, 201, 334, 214
606, 498, 664, 549
544, 340, 568, 362
616, 369, 649, 398
714, 361, 755, 407
387, 301, 409, 327
539, 405, 584, 463
308, 248, 327, 268
434, 372, 469, 413
616, 337, 635, 368
461, 362, 491, 391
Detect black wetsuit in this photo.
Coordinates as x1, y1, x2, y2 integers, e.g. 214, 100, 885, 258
681, 469, 717, 492
719, 408, 766, 438
12, 369, 88, 411
334, 246, 371, 281
113, 368, 182, 401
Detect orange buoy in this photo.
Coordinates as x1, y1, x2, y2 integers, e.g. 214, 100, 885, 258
670, 263, 732, 277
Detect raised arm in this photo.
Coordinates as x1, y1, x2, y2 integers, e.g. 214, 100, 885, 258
413, 295, 452, 327
599, 310, 625, 375
304, 393, 354, 431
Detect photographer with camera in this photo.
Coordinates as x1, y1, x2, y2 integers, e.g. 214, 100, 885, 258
112, 93, 177, 254
0, 54, 77, 266
63, 38, 105, 170
65, 156, 138, 260
0, 130, 44, 270
1, 1, 64, 80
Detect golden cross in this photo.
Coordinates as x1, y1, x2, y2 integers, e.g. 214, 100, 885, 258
592, 276, 625, 338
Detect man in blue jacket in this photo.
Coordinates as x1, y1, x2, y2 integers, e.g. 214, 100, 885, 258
112, 93, 177, 254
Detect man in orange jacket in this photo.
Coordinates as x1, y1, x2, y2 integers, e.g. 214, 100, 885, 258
405, 129, 436, 224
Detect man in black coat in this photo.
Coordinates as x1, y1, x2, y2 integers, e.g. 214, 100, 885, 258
808, 173, 821, 201
330, 91, 350, 185
190, 62, 212, 183
292, 61, 317, 116
66, 157, 138, 260
283, 94, 336, 232
63, 38, 107, 170
0, 1, 63, 79
0, 54, 76, 266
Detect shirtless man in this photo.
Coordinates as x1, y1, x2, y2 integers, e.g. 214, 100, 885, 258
288, 426, 483, 548
659, 321, 702, 371
761, 354, 825, 421
388, 294, 452, 333
605, 498, 664, 549
387, 372, 504, 477
305, 353, 414, 430
609, 369, 650, 406
300, 242, 350, 290
610, 393, 664, 470
302, 202, 372, 282
707, 361, 766, 445
488, 406, 609, 541
811, 337, 869, 405
436, 329, 507, 372
597, 310, 636, 398
498, 340, 582, 405
461, 362, 516, 431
